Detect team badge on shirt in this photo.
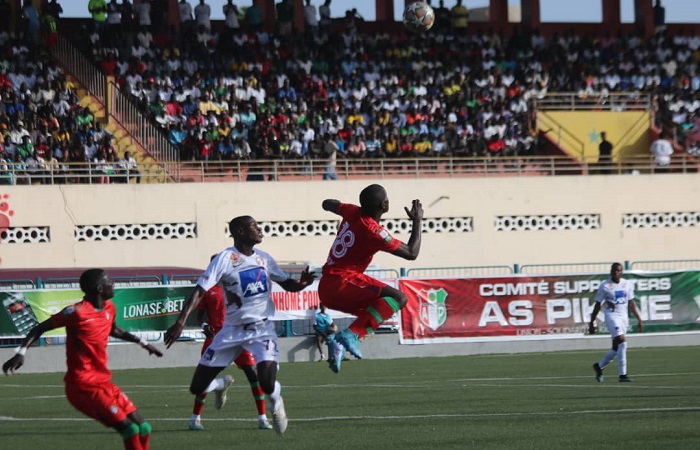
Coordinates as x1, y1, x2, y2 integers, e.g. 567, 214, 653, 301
378, 229, 392, 242
229, 252, 242, 265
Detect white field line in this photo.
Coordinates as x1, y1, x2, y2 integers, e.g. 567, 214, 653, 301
2, 406, 700, 423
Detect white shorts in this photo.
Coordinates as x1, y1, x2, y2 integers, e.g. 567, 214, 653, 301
199, 319, 279, 368
604, 315, 629, 338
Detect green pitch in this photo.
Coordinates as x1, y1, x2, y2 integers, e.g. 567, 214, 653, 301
2, 347, 700, 450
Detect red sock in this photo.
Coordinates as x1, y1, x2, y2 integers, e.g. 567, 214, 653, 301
123, 434, 143, 450
193, 393, 207, 415
349, 297, 400, 338
250, 381, 266, 415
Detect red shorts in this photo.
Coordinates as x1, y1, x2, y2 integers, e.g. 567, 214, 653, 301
65, 381, 136, 427
202, 339, 255, 367
318, 272, 385, 315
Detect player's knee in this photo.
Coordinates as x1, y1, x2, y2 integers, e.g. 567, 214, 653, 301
394, 291, 407, 309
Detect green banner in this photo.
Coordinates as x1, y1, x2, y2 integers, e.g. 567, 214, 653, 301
0, 286, 196, 337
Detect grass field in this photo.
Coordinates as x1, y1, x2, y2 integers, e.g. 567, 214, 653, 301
1, 347, 700, 450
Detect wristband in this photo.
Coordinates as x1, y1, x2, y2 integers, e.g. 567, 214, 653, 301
138, 338, 148, 347
201, 322, 209, 330
15, 346, 27, 356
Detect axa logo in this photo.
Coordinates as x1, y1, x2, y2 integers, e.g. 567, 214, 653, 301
419, 288, 448, 331
240, 267, 269, 298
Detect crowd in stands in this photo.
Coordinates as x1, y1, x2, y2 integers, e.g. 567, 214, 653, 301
2, 0, 700, 185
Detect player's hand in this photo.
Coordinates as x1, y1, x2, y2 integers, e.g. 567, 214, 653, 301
2, 355, 24, 375
164, 322, 184, 349
299, 266, 316, 286
202, 324, 214, 339
144, 344, 163, 357
588, 322, 597, 335
405, 199, 423, 221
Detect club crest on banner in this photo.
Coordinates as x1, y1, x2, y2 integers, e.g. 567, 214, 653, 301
419, 288, 448, 330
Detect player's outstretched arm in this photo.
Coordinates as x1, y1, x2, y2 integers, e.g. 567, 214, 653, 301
278, 266, 316, 292
110, 325, 163, 357
322, 199, 340, 214
2, 319, 55, 375
164, 285, 207, 348
392, 199, 423, 261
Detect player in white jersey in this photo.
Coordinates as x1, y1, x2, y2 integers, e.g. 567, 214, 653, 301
589, 263, 644, 382
164, 215, 315, 434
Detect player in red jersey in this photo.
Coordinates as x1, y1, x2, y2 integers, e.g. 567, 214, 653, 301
189, 276, 273, 430
318, 184, 423, 373
2, 269, 163, 450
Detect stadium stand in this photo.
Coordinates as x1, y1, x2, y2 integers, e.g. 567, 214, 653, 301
1, 1, 699, 184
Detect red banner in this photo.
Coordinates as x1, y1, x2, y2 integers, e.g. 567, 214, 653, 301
399, 277, 597, 344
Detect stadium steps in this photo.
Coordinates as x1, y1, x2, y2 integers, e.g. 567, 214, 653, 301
68, 80, 166, 183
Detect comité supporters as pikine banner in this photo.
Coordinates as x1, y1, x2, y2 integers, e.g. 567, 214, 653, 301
398, 271, 700, 344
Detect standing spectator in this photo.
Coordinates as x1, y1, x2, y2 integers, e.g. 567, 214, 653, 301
118, 150, 141, 183
21, 0, 40, 47
323, 134, 338, 180
598, 131, 613, 174
106, 0, 122, 47
313, 303, 335, 360
88, 0, 108, 34
244, 1, 262, 32
319, 0, 332, 36
432, 0, 451, 33
450, 0, 469, 33
653, 0, 666, 34
650, 131, 674, 171
304, 0, 318, 39
194, 0, 211, 31
589, 263, 644, 383
136, 0, 152, 31
178, 0, 194, 37
2, 269, 163, 450
120, 0, 136, 49
45, 0, 64, 23
41, 10, 59, 51
276, 0, 294, 36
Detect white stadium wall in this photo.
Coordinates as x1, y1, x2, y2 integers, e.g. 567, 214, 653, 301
1, 175, 699, 272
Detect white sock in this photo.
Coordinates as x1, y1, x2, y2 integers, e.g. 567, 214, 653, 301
617, 342, 628, 376
258, 414, 267, 422
267, 381, 282, 412
204, 376, 225, 394
191, 414, 200, 421
599, 349, 617, 369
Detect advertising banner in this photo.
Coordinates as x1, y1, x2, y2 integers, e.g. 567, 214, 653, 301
399, 271, 700, 344
0, 281, 356, 336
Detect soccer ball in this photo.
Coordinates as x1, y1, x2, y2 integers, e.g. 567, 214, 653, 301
403, 1, 436, 33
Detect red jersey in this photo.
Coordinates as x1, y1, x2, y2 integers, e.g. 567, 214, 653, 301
196, 285, 226, 333
322, 203, 401, 276
50, 299, 116, 386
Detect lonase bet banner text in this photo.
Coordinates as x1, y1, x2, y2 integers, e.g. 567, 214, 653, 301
399, 271, 700, 344
0, 281, 341, 337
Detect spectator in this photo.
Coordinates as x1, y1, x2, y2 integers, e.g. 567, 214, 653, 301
21, 0, 40, 47
88, 0, 108, 34
319, 0, 332, 37
194, 0, 211, 31
653, 0, 666, 35
244, 1, 262, 32
598, 131, 613, 174
118, 150, 141, 183
276, 0, 294, 36
304, 0, 319, 39
650, 131, 674, 171
451, 0, 469, 33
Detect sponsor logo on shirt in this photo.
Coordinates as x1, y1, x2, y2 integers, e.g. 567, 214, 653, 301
203, 348, 215, 361
240, 267, 268, 298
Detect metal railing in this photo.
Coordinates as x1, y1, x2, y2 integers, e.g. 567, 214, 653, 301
406, 265, 515, 277
108, 81, 180, 178
629, 259, 700, 271
518, 262, 614, 275
537, 113, 586, 160
2, 155, 697, 185
52, 35, 106, 105
536, 92, 652, 111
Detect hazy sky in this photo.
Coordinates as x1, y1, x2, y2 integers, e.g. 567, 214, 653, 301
61, 0, 700, 23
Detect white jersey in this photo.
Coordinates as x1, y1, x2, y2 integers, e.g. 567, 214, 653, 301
197, 247, 287, 326
595, 277, 635, 320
